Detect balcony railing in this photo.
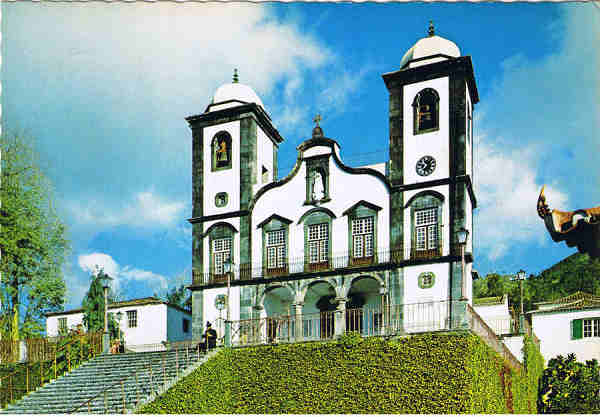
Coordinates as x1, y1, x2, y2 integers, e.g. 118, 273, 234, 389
225, 300, 523, 371
193, 236, 446, 286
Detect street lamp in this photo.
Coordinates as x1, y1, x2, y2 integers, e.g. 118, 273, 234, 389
99, 272, 111, 353
511, 269, 527, 334
223, 256, 234, 346
457, 227, 470, 300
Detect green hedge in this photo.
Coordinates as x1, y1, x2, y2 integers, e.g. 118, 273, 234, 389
141, 332, 543, 414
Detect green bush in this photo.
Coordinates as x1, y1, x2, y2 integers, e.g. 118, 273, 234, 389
538, 353, 600, 413
141, 332, 542, 414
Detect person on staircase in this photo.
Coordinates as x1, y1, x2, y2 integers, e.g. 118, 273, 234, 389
200, 321, 217, 352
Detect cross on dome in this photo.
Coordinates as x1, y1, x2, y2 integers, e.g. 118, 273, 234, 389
312, 114, 324, 138
233, 68, 239, 83
313, 114, 322, 127
428, 21, 435, 37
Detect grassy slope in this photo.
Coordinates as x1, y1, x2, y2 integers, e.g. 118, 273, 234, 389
140, 332, 531, 414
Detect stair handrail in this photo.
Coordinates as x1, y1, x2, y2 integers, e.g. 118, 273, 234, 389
69, 343, 203, 414
52, 331, 102, 379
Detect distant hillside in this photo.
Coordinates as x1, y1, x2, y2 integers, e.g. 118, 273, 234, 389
140, 333, 541, 414
475, 253, 600, 313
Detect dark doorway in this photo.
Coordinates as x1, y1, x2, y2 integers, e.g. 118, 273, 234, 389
316, 295, 336, 339
346, 293, 366, 334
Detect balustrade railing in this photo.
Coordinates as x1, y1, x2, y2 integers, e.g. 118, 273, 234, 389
193, 238, 448, 286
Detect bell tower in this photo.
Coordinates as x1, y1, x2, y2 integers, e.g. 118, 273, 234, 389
185, 70, 284, 339
383, 22, 479, 305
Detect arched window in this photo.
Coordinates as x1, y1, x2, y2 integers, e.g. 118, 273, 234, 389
412, 88, 440, 135
212, 131, 232, 171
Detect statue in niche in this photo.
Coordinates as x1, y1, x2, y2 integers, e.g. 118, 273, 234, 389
216, 139, 228, 164
312, 170, 325, 201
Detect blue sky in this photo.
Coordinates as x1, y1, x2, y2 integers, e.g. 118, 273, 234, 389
2, 2, 599, 309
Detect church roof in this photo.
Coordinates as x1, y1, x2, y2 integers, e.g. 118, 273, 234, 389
400, 22, 461, 70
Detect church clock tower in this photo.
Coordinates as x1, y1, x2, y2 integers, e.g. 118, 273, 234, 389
383, 22, 479, 305
186, 70, 284, 339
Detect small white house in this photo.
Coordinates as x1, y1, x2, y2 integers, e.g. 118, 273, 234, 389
46, 297, 192, 351
473, 295, 515, 336
530, 291, 600, 364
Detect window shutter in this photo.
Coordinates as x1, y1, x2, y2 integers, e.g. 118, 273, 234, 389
572, 319, 583, 340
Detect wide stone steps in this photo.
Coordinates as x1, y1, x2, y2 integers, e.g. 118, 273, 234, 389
1, 347, 207, 414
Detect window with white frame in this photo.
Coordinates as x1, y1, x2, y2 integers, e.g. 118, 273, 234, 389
127, 310, 137, 328
266, 229, 286, 269
308, 223, 329, 264
583, 318, 600, 338
213, 238, 232, 275
415, 208, 438, 251
58, 317, 67, 333
352, 217, 374, 258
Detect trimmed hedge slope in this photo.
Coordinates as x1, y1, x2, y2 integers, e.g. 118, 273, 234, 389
141, 332, 541, 414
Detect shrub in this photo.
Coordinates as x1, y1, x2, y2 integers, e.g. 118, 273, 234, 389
141, 332, 541, 414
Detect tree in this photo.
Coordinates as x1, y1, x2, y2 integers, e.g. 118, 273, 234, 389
0, 132, 69, 339
538, 353, 600, 413
164, 284, 191, 310
81, 269, 118, 339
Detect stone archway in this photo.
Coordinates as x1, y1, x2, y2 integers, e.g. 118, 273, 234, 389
302, 280, 337, 340
263, 285, 295, 342
346, 276, 384, 336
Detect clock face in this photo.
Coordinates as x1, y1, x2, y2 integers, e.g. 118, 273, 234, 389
416, 155, 436, 176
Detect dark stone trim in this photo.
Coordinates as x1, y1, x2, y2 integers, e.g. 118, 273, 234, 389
297, 207, 337, 224
342, 200, 382, 217
205, 99, 250, 113
256, 213, 293, 229
404, 190, 446, 208
398, 177, 451, 191
189, 253, 474, 290
188, 210, 249, 224
249, 155, 303, 212
201, 221, 239, 238
330, 146, 392, 192
186, 103, 284, 145
401, 53, 455, 69
297, 136, 341, 152
382, 56, 479, 105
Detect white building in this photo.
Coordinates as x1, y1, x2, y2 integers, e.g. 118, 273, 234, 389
473, 295, 515, 336
186, 23, 479, 342
530, 291, 600, 364
46, 297, 192, 351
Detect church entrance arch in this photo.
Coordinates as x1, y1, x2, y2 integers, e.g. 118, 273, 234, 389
302, 281, 337, 340
346, 276, 384, 336
263, 285, 294, 342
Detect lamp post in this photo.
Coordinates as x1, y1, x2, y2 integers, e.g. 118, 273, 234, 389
512, 269, 527, 333
457, 227, 470, 301
223, 257, 234, 346
100, 273, 110, 353
379, 286, 388, 334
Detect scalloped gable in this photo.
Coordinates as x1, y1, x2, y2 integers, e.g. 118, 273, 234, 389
256, 214, 293, 229
342, 200, 383, 217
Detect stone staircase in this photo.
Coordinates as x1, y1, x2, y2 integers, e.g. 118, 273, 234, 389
1, 347, 211, 414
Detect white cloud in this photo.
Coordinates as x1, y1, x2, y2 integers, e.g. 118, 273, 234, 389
69, 190, 185, 228
474, 133, 569, 261
77, 252, 168, 294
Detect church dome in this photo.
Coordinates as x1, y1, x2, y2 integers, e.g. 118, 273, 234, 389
400, 22, 461, 70
208, 69, 264, 112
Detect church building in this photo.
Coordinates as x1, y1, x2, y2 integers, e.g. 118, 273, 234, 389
186, 23, 478, 344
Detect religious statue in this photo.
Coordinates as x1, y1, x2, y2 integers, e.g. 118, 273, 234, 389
312, 170, 325, 201
537, 185, 600, 258
216, 139, 228, 162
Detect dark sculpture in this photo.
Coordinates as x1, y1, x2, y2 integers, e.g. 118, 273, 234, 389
537, 186, 600, 258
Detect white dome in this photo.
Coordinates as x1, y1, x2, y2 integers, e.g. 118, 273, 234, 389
209, 82, 264, 112
400, 34, 461, 70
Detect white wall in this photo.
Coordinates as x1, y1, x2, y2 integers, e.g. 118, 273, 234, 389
474, 298, 512, 335
166, 306, 193, 342
502, 335, 524, 363
532, 309, 600, 364
251, 149, 390, 273
46, 312, 85, 336
203, 286, 241, 335
403, 77, 450, 186
203, 120, 241, 217
403, 263, 449, 304
254, 127, 276, 193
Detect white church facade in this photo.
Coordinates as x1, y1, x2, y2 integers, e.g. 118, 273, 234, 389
186, 24, 479, 344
